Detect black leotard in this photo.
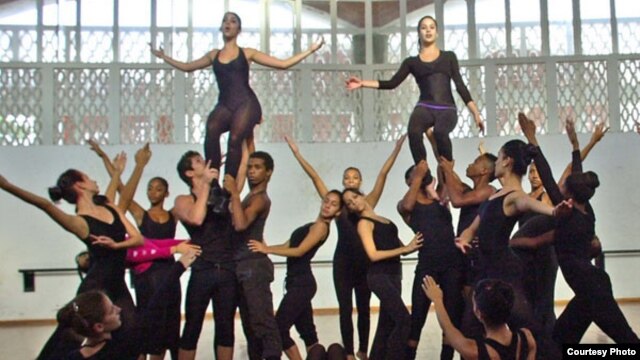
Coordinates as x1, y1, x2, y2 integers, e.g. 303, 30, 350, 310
359, 217, 402, 275
475, 329, 530, 360
213, 48, 260, 111
287, 222, 326, 277
233, 191, 269, 261
378, 52, 473, 107
408, 201, 463, 271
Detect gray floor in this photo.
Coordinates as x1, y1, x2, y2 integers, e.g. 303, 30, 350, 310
1, 303, 638, 359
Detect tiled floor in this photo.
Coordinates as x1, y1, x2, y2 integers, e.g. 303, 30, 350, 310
2, 303, 638, 359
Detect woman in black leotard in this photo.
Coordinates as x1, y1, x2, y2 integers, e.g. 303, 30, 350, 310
0, 155, 144, 359
517, 113, 639, 346
248, 190, 343, 360
346, 15, 483, 163
342, 188, 423, 360
150, 12, 323, 182
58, 250, 197, 360
285, 135, 405, 360
423, 277, 536, 360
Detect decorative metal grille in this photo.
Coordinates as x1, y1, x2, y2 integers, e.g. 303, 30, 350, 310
251, 69, 301, 142
618, 20, 640, 54
372, 68, 417, 142
495, 62, 548, 135
120, 68, 175, 144
271, 32, 294, 59
479, 26, 507, 59
336, 33, 354, 65
386, 32, 402, 64
549, 23, 573, 55
445, 27, 468, 60
120, 29, 150, 63
582, 22, 612, 55
312, 70, 362, 142
0, 68, 42, 145
184, 70, 217, 144
453, 65, 486, 138
192, 30, 217, 60
618, 59, 640, 132
512, 25, 541, 57
54, 68, 111, 145
556, 60, 609, 133
0, 29, 13, 62
80, 29, 114, 63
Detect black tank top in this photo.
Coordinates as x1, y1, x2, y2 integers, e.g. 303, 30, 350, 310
181, 194, 234, 269
287, 222, 326, 277
233, 191, 269, 261
409, 201, 462, 271
334, 210, 369, 266
554, 205, 595, 277
213, 47, 258, 110
476, 329, 529, 360
139, 211, 176, 239
79, 205, 127, 293
477, 191, 518, 264
360, 216, 402, 275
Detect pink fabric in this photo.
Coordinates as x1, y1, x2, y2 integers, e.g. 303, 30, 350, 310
126, 237, 186, 274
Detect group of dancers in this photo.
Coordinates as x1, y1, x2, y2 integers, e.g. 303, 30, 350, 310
1, 10, 639, 360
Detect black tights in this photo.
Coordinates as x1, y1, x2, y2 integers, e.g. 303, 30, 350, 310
204, 100, 261, 178
407, 106, 457, 162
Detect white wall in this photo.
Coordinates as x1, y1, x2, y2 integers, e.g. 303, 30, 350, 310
1, 133, 639, 321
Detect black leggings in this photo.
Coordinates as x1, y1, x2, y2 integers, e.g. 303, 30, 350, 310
554, 264, 639, 344
409, 267, 464, 360
333, 256, 371, 356
407, 105, 457, 162
368, 272, 411, 360
179, 265, 238, 350
204, 99, 261, 178
276, 274, 319, 350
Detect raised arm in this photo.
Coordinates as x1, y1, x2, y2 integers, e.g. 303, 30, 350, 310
118, 143, 151, 213
398, 160, 428, 219
557, 121, 607, 186
225, 176, 270, 232
150, 44, 215, 72
285, 136, 328, 198
88, 140, 145, 223
440, 157, 494, 208
246, 38, 323, 70
0, 175, 88, 238
172, 164, 217, 226
366, 134, 406, 208
346, 57, 411, 90
357, 220, 422, 262
104, 152, 126, 205
248, 221, 329, 258
423, 276, 479, 359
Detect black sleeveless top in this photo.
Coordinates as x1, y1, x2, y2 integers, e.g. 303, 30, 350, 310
408, 201, 462, 271
213, 47, 259, 110
78, 205, 127, 295
334, 209, 369, 266
360, 216, 402, 275
233, 191, 270, 261
476, 329, 530, 360
140, 211, 176, 239
181, 194, 234, 269
286, 222, 326, 277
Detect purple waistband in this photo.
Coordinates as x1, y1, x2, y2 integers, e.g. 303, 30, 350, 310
416, 102, 456, 110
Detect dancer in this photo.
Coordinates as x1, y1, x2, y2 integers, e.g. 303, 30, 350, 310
423, 277, 536, 360
0, 154, 144, 359
346, 15, 483, 163
517, 113, 640, 345
58, 248, 198, 360
398, 160, 464, 360
173, 150, 238, 360
248, 190, 343, 360
223, 151, 281, 360
342, 188, 423, 360
150, 12, 323, 185
285, 135, 405, 360
89, 140, 184, 360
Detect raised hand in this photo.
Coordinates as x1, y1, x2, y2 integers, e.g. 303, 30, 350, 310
565, 117, 579, 150
591, 122, 609, 143
87, 139, 107, 158
112, 152, 127, 175
518, 112, 537, 144
284, 135, 299, 154
149, 42, 165, 60
134, 143, 152, 166
309, 36, 325, 52
422, 275, 444, 302
345, 76, 363, 90
247, 239, 268, 254
394, 133, 407, 150
223, 174, 238, 195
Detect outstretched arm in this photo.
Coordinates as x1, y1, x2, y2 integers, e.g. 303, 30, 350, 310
557, 121, 607, 187
150, 43, 215, 72
247, 38, 323, 69
248, 221, 329, 258
118, 143, 151, 213
366, 134, 406, 208
346, 58, 410, 91
285, 136, 329, 199
422, 276, 479, 359
0, 175, 88, 238
357, 220, 423, 262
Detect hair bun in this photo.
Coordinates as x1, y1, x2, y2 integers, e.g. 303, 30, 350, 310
584, 171, 600, 190
48, 186, 63, 202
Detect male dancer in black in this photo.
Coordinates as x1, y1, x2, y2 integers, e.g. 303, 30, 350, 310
173, 151, 238, 360
224, 151, 282, 360
398, 160, 464, 360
